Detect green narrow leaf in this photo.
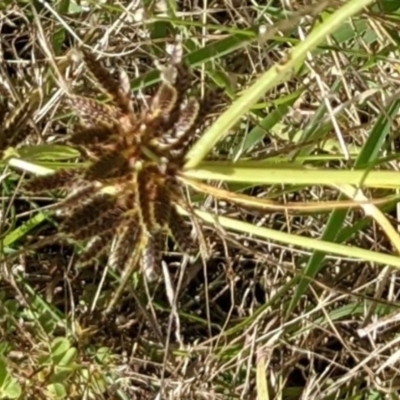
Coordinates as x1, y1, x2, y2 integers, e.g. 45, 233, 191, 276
184, 0, 375, 169
183, 162, 400, 188
18, 144, 81, 161
233, 89, 303, 158
190, 209, 400, 269
288, 98, 400, 314
130, 27, 260, 90
2, 212, 48, 250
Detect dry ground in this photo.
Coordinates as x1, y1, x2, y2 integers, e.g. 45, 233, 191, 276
1, 1, 400, 399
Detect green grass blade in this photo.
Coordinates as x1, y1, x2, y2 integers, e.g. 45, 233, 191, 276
184, 0, 375, 169
288, 98, 400, 314
190, 209, 400, 269
183, 163, 400, 188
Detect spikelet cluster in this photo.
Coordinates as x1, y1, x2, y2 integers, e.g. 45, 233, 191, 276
24, 43, 223, 281
0, 82, 38, 157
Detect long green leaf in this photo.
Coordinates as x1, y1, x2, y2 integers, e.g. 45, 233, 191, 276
184, 0, 375, 169
183, 163, 400, 188
191, 209, 400, 269
288, 98, 400, 313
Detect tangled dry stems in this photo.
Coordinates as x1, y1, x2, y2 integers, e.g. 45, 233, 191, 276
2, 1, 400, 399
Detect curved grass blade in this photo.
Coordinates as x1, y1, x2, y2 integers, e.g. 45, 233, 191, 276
184, 0, 375, 169
338, 183, 400, 254
189, 209, 400, 269
182, 177, 400, 213
287, 98, 400, 314
182, 162, 400, 188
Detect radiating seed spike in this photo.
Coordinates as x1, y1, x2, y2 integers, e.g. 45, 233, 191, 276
136, 167, 160, 232
84, 150, 131, 181
1, 103, 35, 151
81, 50, 119, 97
78, 231, 115, 266
174, 98, 200, 138
168, 207, 194, 254
60, 196, 112, 234
67, 96, 120, 128
105, 225, 148, 313
141, 232, 163, 282
157, 65, 192, 135
109, 216, 140, 271
142, 82, 180, 141
2, 92, 37, 133
154, 185, 172, 229
153, 97, 199, 155
166, 98, 200, 159
82, 50, 132, 113
73, 207, 124, 241
24, 169, 79, 193
151, 82, 178, 117
0, 89, 39, 151
69, 125, 115, 146
58, 184, 100, 212
116, 67, 135, 114
61, 194, 117, 235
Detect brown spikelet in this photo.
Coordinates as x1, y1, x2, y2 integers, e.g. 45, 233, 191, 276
16, 43, 207, 287
81, 50, 121, 102
0, 97, 37, 151
151, 83, 178, 118
168, 207, 194, 254
153, 97, 199, 156
109, 217, 140, 270
172, 98, 199, 141
78, 231, 114, 266
155, 64, 192, 134
73, 207, 124, 241
2, 95, 36, 134
61, 194, 121, 239
58, 184, 100, 211
141, 232, 163, 281
136, 167, 159, 232
84, 150, 131, 181
154, 185, 172, 229
120, 225, 147, 273
69, 125, 115, 146
24, 169, 79, 193
67, 96, 120, 128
